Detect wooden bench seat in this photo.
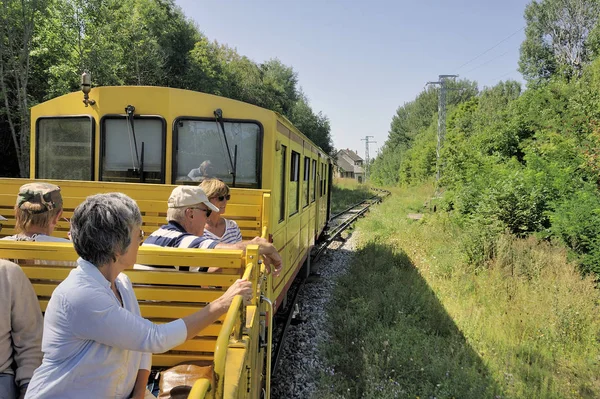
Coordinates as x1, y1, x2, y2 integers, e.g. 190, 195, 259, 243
0, 178, 269, 242
0, 240, 265, 398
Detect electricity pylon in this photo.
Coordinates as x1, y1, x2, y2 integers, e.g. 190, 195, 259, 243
361, 135, 376, 181
426, 74, 458, 194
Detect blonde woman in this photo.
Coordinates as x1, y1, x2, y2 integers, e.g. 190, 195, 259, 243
199, 178, 242, 244
198, 179, 282, 277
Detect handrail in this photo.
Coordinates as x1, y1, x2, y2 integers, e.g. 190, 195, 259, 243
261, 192, 271, 237
261, 294, 274, 399
188, 378, 212, 399
213, 244, 260, 398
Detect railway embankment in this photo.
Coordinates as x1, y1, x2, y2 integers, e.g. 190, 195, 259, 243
311, 184, 600, 398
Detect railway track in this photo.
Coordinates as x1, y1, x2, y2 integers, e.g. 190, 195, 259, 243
270, 188, 390, 377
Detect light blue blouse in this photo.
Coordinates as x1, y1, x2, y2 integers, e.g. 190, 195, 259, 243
25, 258, 187, 399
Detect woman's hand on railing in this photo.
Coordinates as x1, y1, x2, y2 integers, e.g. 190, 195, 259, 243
217, 279, 253, 310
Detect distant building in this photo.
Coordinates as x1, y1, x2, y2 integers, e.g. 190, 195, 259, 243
335, 149, 365, 183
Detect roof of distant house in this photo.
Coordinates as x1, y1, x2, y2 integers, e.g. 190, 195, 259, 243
336, 156, 354, 172
337, 148, 363, 162
335, 150, 365, 174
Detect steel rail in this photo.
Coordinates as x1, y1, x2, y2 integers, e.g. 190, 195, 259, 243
328, 194, 380, 222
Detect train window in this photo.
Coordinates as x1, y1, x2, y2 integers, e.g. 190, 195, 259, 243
36, 117, 94, 180
279, 145, 287, 223
101, 117, 165, 183
303, 156, 310, 208
174, 119, 261, 188
289, 151, 300, 216
311, 159, 316, 203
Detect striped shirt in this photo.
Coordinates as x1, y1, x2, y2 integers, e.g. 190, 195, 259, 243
140, 221, 218, 272
203, 219, 242, 244
143, 221, 218, 250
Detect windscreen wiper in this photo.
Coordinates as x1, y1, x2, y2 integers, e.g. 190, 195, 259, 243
125, 105, 144, 182
214, 108, 237, 187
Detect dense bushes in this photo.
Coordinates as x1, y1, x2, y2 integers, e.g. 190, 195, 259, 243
372, 58, 600, 278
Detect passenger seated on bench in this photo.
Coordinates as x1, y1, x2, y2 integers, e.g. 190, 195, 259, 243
143, 186, 282, 275
0, 259, 43, 399
199, 178, 242, 244
25, 193, 252, 399
1, 183, 68, 243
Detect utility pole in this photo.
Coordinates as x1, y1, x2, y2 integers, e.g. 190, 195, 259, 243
426, 74, 458, 194
361, 135, 376, 181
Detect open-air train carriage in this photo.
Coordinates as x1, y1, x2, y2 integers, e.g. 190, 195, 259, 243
0, 85, 333, 398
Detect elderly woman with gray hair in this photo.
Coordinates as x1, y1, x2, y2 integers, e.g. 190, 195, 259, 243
25, 193, 252, 399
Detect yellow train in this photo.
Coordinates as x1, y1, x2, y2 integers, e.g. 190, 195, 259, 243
0, 84, 333, 398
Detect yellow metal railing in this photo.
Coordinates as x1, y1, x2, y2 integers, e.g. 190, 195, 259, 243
213, 245, 260, 398
189, 378, 212, 398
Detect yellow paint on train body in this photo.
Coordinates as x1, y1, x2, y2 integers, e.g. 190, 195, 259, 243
0, 85, 333, 398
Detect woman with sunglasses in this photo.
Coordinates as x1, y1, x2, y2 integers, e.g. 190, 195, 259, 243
198, 179, 283, 277
199, 179, 242, 244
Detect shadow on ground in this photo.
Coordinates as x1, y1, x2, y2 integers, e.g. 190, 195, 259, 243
316, 242, 503, 399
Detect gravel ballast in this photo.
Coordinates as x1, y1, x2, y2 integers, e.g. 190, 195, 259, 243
271, 233, 358, 399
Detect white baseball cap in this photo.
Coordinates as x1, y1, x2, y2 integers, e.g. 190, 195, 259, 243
167, 186, 219, 212
0, 215, 6, 221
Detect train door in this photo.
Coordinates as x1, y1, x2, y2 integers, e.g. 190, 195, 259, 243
272, 135, 288, 300
300, 145, 311, 252
315, 154, 322, 238
327, 160, 333, 222
310, 158, 319, 243
286, 137, 303, 278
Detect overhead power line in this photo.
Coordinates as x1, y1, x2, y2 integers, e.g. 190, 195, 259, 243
455, 26, 524, 72
464, 49, 512, 74
493, 69, 518, 81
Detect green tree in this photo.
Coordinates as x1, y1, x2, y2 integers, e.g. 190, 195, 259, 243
519, 0, 600, 82
259, 58, 299, 117
0, 0, 49, 176
371, 79, 477, 186
289, 92, 333, 154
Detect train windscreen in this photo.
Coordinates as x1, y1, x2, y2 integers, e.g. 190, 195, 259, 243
174, 119, 261, 188
100, 117, 165, 183
36, 116, 94, 180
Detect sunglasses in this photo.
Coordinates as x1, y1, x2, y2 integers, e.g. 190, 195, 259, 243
212, 194, 231, 202
189, 207, 213, 218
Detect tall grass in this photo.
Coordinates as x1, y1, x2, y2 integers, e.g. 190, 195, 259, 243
330, 178, 373, 214
317, 184, 600, 398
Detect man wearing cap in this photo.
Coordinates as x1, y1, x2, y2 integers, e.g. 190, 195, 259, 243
143, 186, 282, 273
1, 183, 68, 242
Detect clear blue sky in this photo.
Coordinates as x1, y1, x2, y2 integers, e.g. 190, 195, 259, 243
175, 0, 530, 159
